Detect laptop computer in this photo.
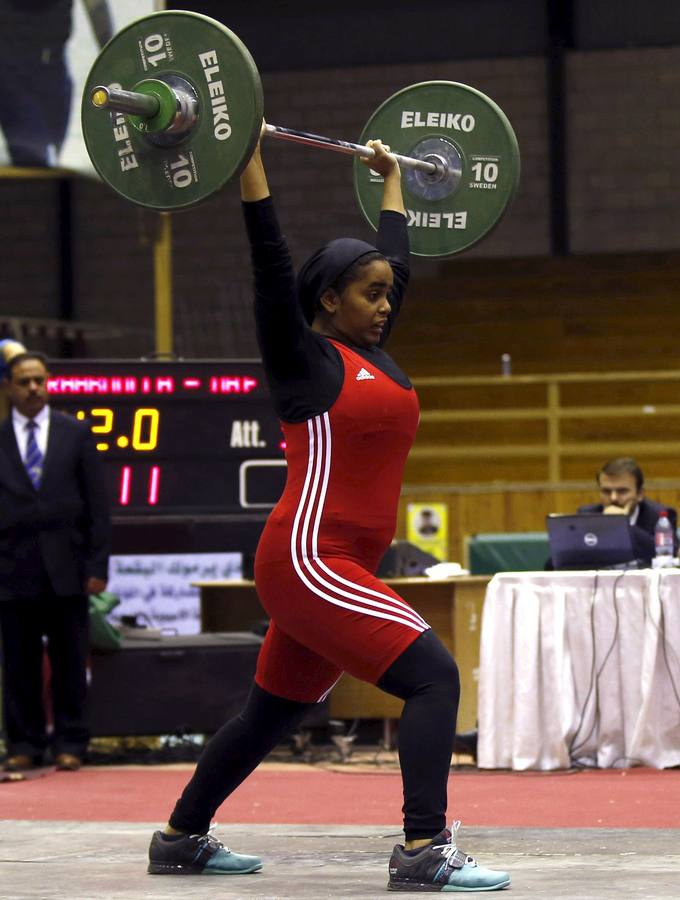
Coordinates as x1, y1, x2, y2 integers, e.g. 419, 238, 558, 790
546, 513, 638, 570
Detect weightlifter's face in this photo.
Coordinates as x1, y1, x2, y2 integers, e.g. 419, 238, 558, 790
6, 358, 50, 419
332, 259, 393, 347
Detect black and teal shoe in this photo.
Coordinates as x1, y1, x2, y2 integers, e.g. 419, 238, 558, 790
388, 821, 510, 892
148, 826, 263, 875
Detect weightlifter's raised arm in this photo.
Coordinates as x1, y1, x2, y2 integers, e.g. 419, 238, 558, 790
240, 125, 270, 202
359, 139, 406, 217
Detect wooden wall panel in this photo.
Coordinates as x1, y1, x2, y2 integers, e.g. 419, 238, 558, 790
403, 457, 552, 485
503, 489, 556, 532
390, 253, 680, 378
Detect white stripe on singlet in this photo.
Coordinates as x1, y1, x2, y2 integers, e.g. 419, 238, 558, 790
288, 413, 428, 633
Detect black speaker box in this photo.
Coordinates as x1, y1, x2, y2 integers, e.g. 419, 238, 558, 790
89, 633, 329, 736
376, 540, 440, 578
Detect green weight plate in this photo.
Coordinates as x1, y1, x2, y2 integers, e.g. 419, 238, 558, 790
81, 11, 264, 211
353, 81, 520, 257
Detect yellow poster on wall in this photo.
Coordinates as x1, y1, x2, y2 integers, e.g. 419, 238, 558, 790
406, 502, 448, 562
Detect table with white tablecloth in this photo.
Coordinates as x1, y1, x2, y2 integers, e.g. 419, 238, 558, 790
477, 570, 680, 770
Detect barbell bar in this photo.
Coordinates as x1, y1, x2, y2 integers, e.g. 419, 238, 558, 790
91, 85, 446, 179
92, 86, 159, 118
81, 9, 520, 257
263, 125, 447, 178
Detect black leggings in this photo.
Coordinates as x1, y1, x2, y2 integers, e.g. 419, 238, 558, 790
169, 628, 459, 842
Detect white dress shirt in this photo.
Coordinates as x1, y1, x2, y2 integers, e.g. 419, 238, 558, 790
12, 405, 50, 461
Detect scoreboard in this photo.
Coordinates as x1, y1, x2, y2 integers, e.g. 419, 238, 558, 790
47, 360, 287, 516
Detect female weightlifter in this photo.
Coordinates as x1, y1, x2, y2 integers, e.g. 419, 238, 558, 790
147, 134, 510, 893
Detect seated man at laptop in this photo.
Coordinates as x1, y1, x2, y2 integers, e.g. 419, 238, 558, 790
578, 457, 678, 563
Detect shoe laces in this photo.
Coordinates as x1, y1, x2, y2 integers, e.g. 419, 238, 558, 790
188, 823, 228, 853
433, 820, 476, 868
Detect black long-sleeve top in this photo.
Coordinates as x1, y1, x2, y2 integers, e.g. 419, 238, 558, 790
242, 197, 412, 423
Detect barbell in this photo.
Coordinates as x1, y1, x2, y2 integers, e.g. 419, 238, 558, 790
81, 10, 521, 258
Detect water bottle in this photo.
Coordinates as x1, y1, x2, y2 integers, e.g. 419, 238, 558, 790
654, 510, 675, 567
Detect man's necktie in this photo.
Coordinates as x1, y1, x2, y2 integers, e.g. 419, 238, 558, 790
25, 420, 43, 489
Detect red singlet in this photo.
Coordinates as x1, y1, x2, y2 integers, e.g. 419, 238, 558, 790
254, 340, 428, 702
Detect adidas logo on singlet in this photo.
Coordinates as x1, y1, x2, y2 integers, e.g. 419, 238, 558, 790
356, 367, 375, 381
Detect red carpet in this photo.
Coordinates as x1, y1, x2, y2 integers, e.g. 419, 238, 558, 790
1, 766, 679, 828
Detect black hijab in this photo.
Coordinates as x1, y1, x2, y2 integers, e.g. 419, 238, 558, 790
296, 238, 381, 324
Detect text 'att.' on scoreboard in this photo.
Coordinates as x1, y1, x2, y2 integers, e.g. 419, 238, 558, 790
47, 360, 286, 515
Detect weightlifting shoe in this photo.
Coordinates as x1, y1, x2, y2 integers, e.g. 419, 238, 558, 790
55, 753, 82, 771
388, 820, 510, 892
4, 755, 36, 772
148, 825, 263, 875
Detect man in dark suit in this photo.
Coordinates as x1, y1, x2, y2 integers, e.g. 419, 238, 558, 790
0, 351, 111, 771
578, 457, 678, 564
